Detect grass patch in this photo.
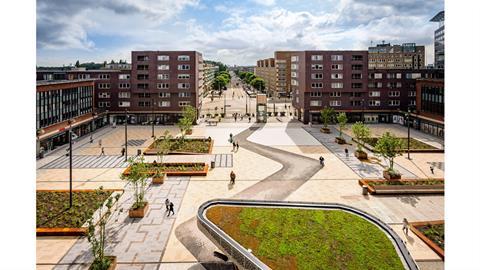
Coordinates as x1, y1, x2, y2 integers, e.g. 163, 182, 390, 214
36, 190, 112, 228
417, 224, 444, 250
152, 138, 211, 154
362, 137, 438, 150
369, 179, 444, 187
207, 206, 404, 270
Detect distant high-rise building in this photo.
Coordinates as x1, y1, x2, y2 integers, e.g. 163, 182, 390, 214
430, 11, 445, 69
368, 42, 425, 69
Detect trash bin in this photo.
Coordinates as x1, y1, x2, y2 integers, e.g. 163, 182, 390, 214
137, 149, 142, 156
210, 160, 215, 169
362, 185, 368, 195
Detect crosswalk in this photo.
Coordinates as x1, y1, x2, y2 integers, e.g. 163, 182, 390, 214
213, 154, 233, 167
123, 139, 147, 147
40, 155, 130, 169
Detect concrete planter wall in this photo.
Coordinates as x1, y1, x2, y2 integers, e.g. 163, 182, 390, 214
359, 179, 445, 195
128, 202, 149, 218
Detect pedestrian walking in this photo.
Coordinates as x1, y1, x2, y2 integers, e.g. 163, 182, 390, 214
232, 142, 236, 151
229, 133, 233, 143
230, 170, 236, 185
98, 139, 102, 148
344, 148, 349, 157
319, 156, 324, 167
236, 142, 239, 152
167, 202, 175, 216
248, 116, 251, 123
121, 147, 125, 157
430, 165, 434, 174
90, 135, 93, 143
402, 218, 409, 236
165, 198, 170, 212
100, 147, 105, 156
234, 114, 237, 122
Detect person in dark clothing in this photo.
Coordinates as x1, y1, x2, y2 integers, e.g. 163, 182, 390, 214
121, 147, 125, 157
248, 116, 251, 123
319, 156, 324, 167
168, 202, 175, 216
230, 171, 236, 185
232, 142, 236, 151
236, 142, 239, 152
100, 147, 105, 156
165, 198, 170, 212
430, 165, 434, 174
344, 148, 349, 157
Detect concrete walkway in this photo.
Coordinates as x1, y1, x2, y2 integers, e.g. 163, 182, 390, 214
174, 123, 322, 265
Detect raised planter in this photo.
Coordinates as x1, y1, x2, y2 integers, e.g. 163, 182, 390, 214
143, 138, 213, 155
123, 162, 208, 177
352, 137, 444, 153
358, 179, 444, 195
152, 174, 167, 184
320, 127, 331, 134
89, 256, 117, 270
409, 220, 444, 260
335, 137, 346, 144
383, 170, 401, 180
129, 202, 149, 218
355, 150, 368, 160
186, 129, 193, 135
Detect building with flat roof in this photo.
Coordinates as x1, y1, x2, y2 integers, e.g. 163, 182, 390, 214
415, 79, 444, 137
368, 43, 425, 69
430, 11, 445, 69
254, 58, 276, 96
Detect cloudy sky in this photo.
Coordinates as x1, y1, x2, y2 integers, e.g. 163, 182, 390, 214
37, 0, 444, 66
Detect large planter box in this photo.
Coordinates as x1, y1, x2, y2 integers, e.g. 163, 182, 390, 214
123, 163, 209, 177
89, 256, 117, 270
143, 138, 213, 155
335, 137, 346, 144
409, 220, 445, 260
152, 174, 166, 184
320, 127, 331, 134
358, 179, 445, 195
383, 170, 401, 180
129, 202, 149, 218
354, 150, 368, 160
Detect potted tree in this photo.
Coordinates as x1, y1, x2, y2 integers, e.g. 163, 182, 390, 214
152, 131, 172, 184
121, 156, 149, 218
87, 187, 121, 270
335, 112, 348, 144
351, 122, 370, 160
374, 132, 404, 180
320, 107, 335, 133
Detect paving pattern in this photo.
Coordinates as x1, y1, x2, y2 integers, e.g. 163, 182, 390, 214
53, 176, 190, 270
212, 154, 233, 168
124, 139, 148, 147
428, 161, 445, 171
304, 126, 417, 179
40, 155, 131, 169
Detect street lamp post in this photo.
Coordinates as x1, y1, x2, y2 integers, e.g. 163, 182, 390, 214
124, 110, 128, 162
362, 98, 365, 123
406, 107, 411, 160
67, 119, 75, 208
151, 98, 155, 138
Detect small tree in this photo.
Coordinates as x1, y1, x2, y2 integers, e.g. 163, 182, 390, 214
155, 130, 172, 177
120, 156, 148, 210
351, 121, 370, 152
374, 132, 404, 173
337, 112, 348, 139
178, 105, 197, 141
87, 186, 121, 270
321, 107, 335, 128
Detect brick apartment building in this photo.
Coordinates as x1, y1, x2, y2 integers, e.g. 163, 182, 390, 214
368, 43, 425, 69
254, 58, 276, 95
274, 51, 300, 97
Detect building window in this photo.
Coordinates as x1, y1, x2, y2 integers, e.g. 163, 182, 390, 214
157, 74, 169, 80
396, 82, 402, 88
311, 55, 323, 61
350, 100, 362, 106
409, 100, 416, 106
179, 92, 191, 98
119, 83, 130, 89
98, 83, 110, 89
158, 65, 169, 70
99, 74, 110, 79
178, 83, 190, 89
369, 91, 381, 97
406, 73, 421, 79
376, 82, 382, 88
330, 100, 341, 106
137, 83, 148, 90
369, 100, 381, 106
138, 101, 152, 107
331, 55, 343, 61
311, 73, 323, 79
78, 74, 90, 79
138, 93, 151, 98
331, 82, 343, 88
352, 55, 363, 61
159, 101, 170, 107
178, 64, 190, 70
331, 64, 343, 70
98, 101, 110, 108
291, 56, 299, 62
396, 73, 402, 79
137, 74, 149, 80
118, 101, 130, 107
291, 79, 298, 86
157, 55, 169, 61
310, 92, 322, 97
98, 92, 110, 98
408, 91, 416, 97
178, 74, 190, 79
137, 55, 149, 61
311, 64, 323, 70
388, 100, 401, 106
374, 73, 383, 79
119, 74, 130, 80
157, 83, 169, 89
352, 64, 363, 70
352, 73, 362, 79
159, 92, 171, 98
352, 83, 362, 89
291, 72, 297, 78
179, 101, 190, 107
310, 100, 321, 106
330, 92, 341, 97
178, 55, 190, 61
389, 91, 400, 97
311, 83, 323, 88
291, 64, 298, 70
331, 73, 343, 79
118, 92, 130, 98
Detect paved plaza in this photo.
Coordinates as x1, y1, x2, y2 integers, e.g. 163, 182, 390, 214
36, 119, 444, 269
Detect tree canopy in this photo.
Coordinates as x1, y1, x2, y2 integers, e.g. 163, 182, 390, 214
374, 132, 404, 172
250, 77, 265, 91
351, 122, 371, 151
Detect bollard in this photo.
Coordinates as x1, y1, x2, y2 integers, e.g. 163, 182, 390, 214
210, 160, 215, 169
362, 185, 368, 195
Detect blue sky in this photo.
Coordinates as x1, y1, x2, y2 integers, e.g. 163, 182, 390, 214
36, 0, 444, 66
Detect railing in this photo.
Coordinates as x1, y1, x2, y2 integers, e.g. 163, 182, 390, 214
197, 199, 419, 270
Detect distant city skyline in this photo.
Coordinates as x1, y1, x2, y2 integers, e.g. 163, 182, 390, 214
37, 0, 444, 66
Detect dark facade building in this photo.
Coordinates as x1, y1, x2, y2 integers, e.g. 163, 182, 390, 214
36, 79, 109, 156
290, 50, 369, 123
430, 11, 445, 69
415, 79, 444, 137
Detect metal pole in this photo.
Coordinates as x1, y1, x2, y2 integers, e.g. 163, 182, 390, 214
69, 121, 73, 208
125, 110, 128, 162
407, 108, 411, 160
151, 98, 155, 138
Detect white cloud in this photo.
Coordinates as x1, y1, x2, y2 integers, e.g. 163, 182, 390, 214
251, 0, 276, 6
